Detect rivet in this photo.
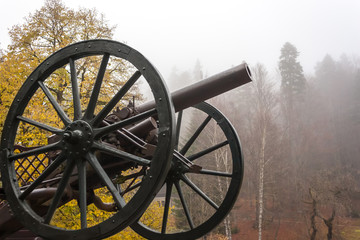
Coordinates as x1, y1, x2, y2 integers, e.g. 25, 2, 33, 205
75, 47, 78, 51
82, 148, 86, 151
112, 220, 115, 223
158, 98, 162, 101
142, 67, 146, 70
149, 175, 153, 179
162, 133, 166, 137
88, 45, 91, 48
47, 62, 49, 65
30, 78, 33, 81
118, 49, 121, 52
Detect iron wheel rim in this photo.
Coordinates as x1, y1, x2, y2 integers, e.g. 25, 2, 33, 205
0, 39, 175, 240
131, 101, 244, 240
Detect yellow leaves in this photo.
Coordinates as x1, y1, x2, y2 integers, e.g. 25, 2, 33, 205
1, 1, 151, 238
14, 152, 49, 187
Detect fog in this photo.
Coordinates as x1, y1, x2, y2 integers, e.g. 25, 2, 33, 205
1, 0, 360, 80
1, 1, 360, 239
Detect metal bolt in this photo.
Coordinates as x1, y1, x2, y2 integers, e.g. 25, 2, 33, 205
159, 98, 162, 101
75, 47, 78, 51
142, 67, 146, 70
63, 132, 71, 140
118, 49, 121, 52
88, 45, 91, 48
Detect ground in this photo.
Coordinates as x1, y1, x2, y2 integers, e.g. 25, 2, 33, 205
231, 199, 360, 240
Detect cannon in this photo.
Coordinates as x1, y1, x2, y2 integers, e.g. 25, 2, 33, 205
0, 39, 252, 239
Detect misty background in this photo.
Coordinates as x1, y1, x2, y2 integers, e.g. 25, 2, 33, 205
1, 0, 360, 80
1, 0, 360, 239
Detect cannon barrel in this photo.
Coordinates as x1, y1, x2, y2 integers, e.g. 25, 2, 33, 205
136, 63, 252, 114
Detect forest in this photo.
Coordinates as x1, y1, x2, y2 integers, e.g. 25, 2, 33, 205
167, 44, 360, 239
0, 0, 360, 240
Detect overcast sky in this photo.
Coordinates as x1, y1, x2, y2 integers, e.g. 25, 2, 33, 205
1, 0, 360, 80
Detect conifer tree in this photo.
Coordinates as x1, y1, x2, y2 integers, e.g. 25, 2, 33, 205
278, 42, 306, 102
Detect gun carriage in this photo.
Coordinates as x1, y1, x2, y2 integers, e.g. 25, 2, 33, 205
0, 40, 252, 239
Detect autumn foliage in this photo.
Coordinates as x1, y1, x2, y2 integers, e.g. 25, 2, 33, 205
0, 1, 170, 239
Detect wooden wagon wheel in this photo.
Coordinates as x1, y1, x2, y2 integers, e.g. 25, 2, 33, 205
131, 102, 244, 239
0, 40, 175, 239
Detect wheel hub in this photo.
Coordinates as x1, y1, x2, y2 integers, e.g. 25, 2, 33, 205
62, 120, 93, 159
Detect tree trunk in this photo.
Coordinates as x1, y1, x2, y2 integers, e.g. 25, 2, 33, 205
224, 216, 232, 240
321, 209, 335, 240
258, 125, 266, 240
309, 189, 318, 240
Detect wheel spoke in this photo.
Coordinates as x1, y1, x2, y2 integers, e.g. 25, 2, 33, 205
187, 140, 229, 161
44, 159, 76, 224
19, 154, 66, 200
17, 116, 63, 134
78, 159, 87, 229
181, 174, 219, 210
83, 53, 110, 120
69, 58, 82, 120
92, 71, 142, 126
120, 181, 141, 196
175, 111, 183, 150
161, 182, 173, 234
174, 180, 194, 229
198, 169, 232, 177
87, 153, 126, 208
92, 142, 151, 166
9, 142, 60, 161
93, 108, 157, 139
180, 115, 212, 155
38, 81, 71, 126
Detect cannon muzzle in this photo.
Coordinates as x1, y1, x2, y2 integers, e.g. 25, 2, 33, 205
136, 63, 252, 114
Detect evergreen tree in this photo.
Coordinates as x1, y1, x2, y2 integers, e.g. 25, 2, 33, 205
278, 42, 306, 102
278, 43, 307, 214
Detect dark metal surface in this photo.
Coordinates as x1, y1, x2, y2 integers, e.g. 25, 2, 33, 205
0, 39, 175, 240
131, 102, 244, 240
136, 63, 252, 113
